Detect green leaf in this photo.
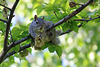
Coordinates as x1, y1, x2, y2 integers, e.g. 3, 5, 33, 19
70, 22, 79, 33
0, 22, 6, 31
62, 22, 70, 32
21, 31, 28, 37
12, 45, 20, 52
78, 10, 88, 18
62, 21, 79, 33
9, 56, 14, 63
48, 45, 56, 53
14, 53, 20, 58
0, 22, 6, 35
41, 44, 48, 50
41, 42, 51, 50
27, 48, 32, 54
30, 18, 34, 21
44, 3, 53, 12
36, 5, 45, 15
12, 27, 22, 40
19, 25, 28, 31
53, 4, 60, 12
54, 0, 62, 4
55, 45, 62, 57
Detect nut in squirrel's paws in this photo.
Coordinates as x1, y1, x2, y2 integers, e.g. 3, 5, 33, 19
34, 35, 44, 50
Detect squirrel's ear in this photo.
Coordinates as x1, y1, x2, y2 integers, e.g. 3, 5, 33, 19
34, 15, 37, 21
42, 16, 44, 20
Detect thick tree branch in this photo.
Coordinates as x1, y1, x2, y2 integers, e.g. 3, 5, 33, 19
0, 4, 11, 11
8, 35, 31, 50
0, 0, 19, 64
3, 44, 31, 61
0, 18, 7, 23
4, 0, 19, 52
0, 35, 31, 64
46, 0, 93, 31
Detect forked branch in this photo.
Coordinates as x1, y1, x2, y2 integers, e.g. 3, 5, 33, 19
0, 0, 20, 64
46, 0, 93, 31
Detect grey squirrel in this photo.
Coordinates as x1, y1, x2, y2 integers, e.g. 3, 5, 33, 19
29, 15, 61, 50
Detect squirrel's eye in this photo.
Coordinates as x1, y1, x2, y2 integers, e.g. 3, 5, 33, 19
36, 22, 39, 24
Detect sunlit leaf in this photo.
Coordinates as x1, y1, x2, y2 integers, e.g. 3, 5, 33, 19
30, 18, 34, 21
12, 45, 20, 52
12, 27, 22, 40
55, 45, 62, 57
36, 5, 45, 15
27, 48, 32, 54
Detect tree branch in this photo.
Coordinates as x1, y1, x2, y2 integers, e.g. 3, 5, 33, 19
0, 35, 31, 64
0, 18, 7, 23
74, 16, 100, 22
46, 0, 93, 31
10, 29, 14, 42
8, 35, 31, 50
54, 12, 59, 20
59, 16, 100, 35
4, 0, 19, 52
59, 23, 82, 35
0, 0, 19, 64
3, 44, 31, 61
0, 4, 11, 11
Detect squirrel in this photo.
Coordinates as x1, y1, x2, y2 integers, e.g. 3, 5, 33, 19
29, 15, 61, 50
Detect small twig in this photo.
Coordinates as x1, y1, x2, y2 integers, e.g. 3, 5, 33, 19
0, 18, 7, 23
3, 44, 31, 61
60, 30, 72, 35
69, 2, 84, 8
59, 23, 83, 36
74, 16, 100, 22
75, 3, 84, 6
0, 4, 11, 11
54, 12, 59, 20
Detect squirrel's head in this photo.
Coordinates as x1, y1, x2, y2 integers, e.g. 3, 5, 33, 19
32, 15, 45, 32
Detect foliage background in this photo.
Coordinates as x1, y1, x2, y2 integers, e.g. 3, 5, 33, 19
0, 0, 100, 67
